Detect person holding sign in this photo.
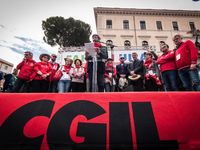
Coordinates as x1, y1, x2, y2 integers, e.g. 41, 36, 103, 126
85, 34, 108, 92
173, 34, 200, 91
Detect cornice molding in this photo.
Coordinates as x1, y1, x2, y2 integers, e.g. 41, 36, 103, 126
103, 34, 116, 37
155, 36, 168, 38
0, 58, 13, 67
94, 7, 200, 17
121, 35, 134, 37
138, 35, 151, 38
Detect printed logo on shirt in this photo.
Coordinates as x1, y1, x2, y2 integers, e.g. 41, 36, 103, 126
53, 66, 57, 70
176, 54, 180, 61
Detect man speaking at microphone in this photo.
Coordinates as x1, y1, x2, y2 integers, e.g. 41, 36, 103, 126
85, 34, 108, 92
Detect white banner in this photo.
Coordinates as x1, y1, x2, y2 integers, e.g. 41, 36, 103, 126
57, 50, 147, 66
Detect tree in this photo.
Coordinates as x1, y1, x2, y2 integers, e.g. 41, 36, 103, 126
42, 16, 92, 47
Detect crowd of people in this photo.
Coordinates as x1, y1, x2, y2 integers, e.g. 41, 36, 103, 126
0, 34, 200, 93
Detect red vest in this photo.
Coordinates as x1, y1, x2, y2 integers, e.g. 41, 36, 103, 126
48, 62, 59, 77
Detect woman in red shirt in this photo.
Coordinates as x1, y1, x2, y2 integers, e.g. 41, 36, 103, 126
31, 54, 52, 92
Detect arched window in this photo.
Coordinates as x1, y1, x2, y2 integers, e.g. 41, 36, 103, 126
106, 40, 113, 46
160, 41, 165, 45
159, 41, 165, 51
142, 41, 148, 47
124, 40, 131, 46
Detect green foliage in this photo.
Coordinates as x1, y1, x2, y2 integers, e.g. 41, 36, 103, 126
42, 16, 92, 47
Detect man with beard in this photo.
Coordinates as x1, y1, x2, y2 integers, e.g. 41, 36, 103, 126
85, 34, 108, 92
48, 54, 60, 92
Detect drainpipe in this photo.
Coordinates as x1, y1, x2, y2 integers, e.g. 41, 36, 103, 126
133, 15, 137, 46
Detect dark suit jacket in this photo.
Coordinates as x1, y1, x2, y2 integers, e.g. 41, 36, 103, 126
85, 46, 108, 74
116, 63, 129, 78
3, 74, 12, 92
127, 59, 144, 80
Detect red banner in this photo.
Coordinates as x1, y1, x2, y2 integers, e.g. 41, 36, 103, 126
0, 92, 200, 150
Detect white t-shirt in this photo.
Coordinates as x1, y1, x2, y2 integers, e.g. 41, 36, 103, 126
59, 66, 72, 80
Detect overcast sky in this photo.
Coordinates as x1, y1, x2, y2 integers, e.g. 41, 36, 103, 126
0, 0, 200, 68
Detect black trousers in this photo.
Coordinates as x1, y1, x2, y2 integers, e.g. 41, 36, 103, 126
48, 80, 58, 93
71, 82, 85, 92
145, 77, 158, 91
32, 79, 49, 93
131, 79, 143, 91
12, 77, 30, 93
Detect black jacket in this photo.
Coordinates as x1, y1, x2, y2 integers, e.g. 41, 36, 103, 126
3, 74, 12, 92
116, 63, 129, 78
85, 46, 108, 74
127, 59, 144, 80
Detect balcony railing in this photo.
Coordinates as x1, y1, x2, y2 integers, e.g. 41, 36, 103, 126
58, 45, 156, 53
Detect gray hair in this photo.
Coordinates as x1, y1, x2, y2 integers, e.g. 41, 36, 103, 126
173, 34, 183, 38
132, 52, 138, 55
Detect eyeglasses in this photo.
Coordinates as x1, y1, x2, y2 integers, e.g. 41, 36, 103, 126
53, 56, 57, 58
161, 46, 167, 49
173, 38, 180, 41
24, 54, 29, 56
43, 56, 48, 59
120, 58, 124, 59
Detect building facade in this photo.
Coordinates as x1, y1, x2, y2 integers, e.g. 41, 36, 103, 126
0, 58, 13, 74
94, 7, 200, 59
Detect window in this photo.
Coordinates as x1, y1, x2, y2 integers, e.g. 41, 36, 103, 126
160, 41, 165, 50
142, 41, 148, 47
106, 40, 113, 46
172, 21, 179, 30
189, 22, 196, 30
124, 40, 131, 46
140, 21, 146, 30
156, 21, 162, 30
106, 20, 112, 29
123, 20, 129, 29
4, 66, 8, 70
